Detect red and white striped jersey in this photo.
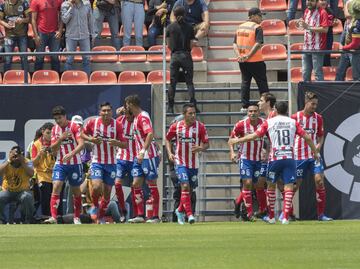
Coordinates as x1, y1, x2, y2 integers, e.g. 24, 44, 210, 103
231, 117, 264, 161
83, 117, 125, 164
256, 115, 306, 161
166, 120, 209, 169
292, 111, 324, 160
51, 121, 82, 165
133, 111, 158, 159
267, 110, 277, 119
303, 8, 329, 50
116, 115, 136, 162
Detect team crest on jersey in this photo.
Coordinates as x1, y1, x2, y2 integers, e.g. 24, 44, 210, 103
241, 170, 246, 175
72, 173, 78, 180
191, 175, 197, 182
143, 167, 149, 175
110, 171, 116, 179
268, 172, 275, 180
254, 171, 260, 177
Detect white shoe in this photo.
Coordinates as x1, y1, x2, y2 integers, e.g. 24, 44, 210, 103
188, 215, 195, 224
281, 218, 289, 225
73, 217, 82, 225
262, 216, 275, 224
120, 216, 126, 223
128, 216, 145, 223
43, 217, 57, 224
175, 209, 185, 225
146, 218, 161, 224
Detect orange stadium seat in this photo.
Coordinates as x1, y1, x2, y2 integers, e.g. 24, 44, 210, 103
89, 70, 117, 84
261, 44, 287, 60
91, 46, 118, 62
147, 70, 170, 84
346, 67, 352, 81
288, 19, 304, 35
118, 71, 146, 84
61, 70, 88, 84
3, 70, 31, 84
61, 47, 82, 62
12, 47, 33, 63
119, 24, 148, 37
290, 43, 304, 60
322, 66, 337, 81
331, 42, 341, 59
119, 46, 146, 62
191, 47, 204, 62
290, 67, 303, 83
147, 45, 170, 62
333, 19, 343, 34
32, 70, 60, 84
101, 22, 111, 38
0, 73, 2, 84
261, 19, 286, 36
259, 0, 287, 11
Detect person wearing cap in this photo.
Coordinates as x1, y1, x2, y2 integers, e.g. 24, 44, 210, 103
233, 7, 269, 111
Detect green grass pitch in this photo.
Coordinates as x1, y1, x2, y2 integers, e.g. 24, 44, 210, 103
0, 221, 359, 269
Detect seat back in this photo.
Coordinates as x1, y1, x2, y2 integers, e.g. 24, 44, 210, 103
191, 47, 204, 62
147, 70, 170, 84
261, 44, 287, 60
261, 19, 286, 36
61, 70, 88, 84
290, 43, 304, 60
118, 71, 146, 84
91, 46, 118, 62
89, 71, 117, 84
3, 70, 31, 84
32, 70, 60, 84
259, 0, 287, 11
119, 46, 146, 62
147, 45, 170, 62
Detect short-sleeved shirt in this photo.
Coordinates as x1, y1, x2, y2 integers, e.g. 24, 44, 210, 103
303, 7, 329, 50
2, 160, 32, 192
233, 28, 264, 44
166, 21, 195, 52
0, 0, 30, 37
172, 0, 208, 25
30, 0, 62, 34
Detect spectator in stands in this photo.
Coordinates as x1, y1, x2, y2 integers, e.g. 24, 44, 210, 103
170, 0, 209, 40
287, 0, 306, 22
31, 0, 63, 73
121, 0, 145, 46
61, 0, 94, 76
31, 122, 55, 217
232, 7, 269, 110
166, 5, 199, 113
298, 0, 329, 81
0, 0, 30, 72
147, 0, 175, 47
318, 0, 334, 66
93, 0, 122, 50
0, 146, 34, 224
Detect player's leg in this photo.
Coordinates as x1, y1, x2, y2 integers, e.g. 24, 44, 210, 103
68, 164, 84, 224
129, 159, 145, 223
144, 157, 160, 223
115, 160, 129, 220
281, 159, 296, 224
97, 164, 116, 224
89, 163, 105, 221
255, 163, 267, 218
264, 161, 279, 224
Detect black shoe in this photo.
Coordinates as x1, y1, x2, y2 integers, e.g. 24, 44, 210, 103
242, 214, 256, 222
234, 200, 241, 219
289, 214, 297, 222
167, 105, 174, 114
254, 211, 267, 219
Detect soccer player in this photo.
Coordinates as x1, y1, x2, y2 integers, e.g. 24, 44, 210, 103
82, 102, 127, 224
166, 103, 209, 225
228, 103, 265, 221
45, 106, 85, 224
229, 101, 320, 224
291, 91, 332, 221
125, 95, 161, 223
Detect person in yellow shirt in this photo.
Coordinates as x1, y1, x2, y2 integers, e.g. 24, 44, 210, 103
32, 122, 55, 217
0, 146, 34, 224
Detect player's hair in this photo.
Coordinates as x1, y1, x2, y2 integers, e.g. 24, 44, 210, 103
183, 103, 196, 114
33, 128, 43, 141
275, 101, 288, 115
42, 122, 54, 131
52, 105, 66, 116
174, 6, 185, 24
304, 91, 318, 102
99, 101, 112, 109
261, 92, 276, 108
125, 95, 141, 107
11, 145, 23, 155
247, 102, 259, 108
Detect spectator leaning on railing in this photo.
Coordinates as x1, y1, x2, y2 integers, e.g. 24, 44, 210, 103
0, 0, 30, 72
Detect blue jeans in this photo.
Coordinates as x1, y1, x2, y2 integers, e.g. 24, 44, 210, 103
147, 24, 162, 47
302, 53, 324, 81
287, 0, 306, 22
65, 38, 91, 76
352, 53, 360, 80
335, 53, 352, 81
4, 36, 28, 72
94, 6, 122, 50
105, 201, 121, 223
35, 31, 61, 72
121, 1, 145, 46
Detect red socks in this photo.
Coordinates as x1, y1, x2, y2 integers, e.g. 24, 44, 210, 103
50, 194, 60, 219
179, 191, 192, 217
73, 195, 82, 219
115, 182, 126, 211
267, 189, 276, 219
134, 187, 144, 216
235, 191, 243, 205
256, 189, 267, 213
149, 184, 160, 218
316, 187, 326, 217
242, 190, 253, 217
283, 190, 294, 220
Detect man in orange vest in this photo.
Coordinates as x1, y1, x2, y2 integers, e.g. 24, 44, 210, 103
233, 7, 269, 111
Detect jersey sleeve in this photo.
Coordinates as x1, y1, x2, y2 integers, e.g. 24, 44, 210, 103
83, 119, 94, 136
141, 115, 153, 135
71, 123, 82, 140
31, 142, 38, 160
231, 121, 244, 138
295, 122, 307, 137
199, 123, 209, 144
116, 121, 126, 142
51, 126, 57, 145
255, 121, 268, 137
166, 123, 177, 141
290, 113, 297, 120
317, 114, 324, 137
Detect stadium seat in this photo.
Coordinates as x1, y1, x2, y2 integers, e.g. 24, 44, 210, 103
119, 46, 146, 62
101, 22, 111, 38
260, 19, 286, 36
118, 70, 146, 84
332, 19, 343, 34
261, 44, 287, 61
3, 70, 31, 84
12, 47, 33, 63
331, 42, 341, 59
32, 70, 60, 84
346, 67, 352, 81
290, 43, 304, 60
89, 70, 117, 84
60, 47, 82, 62
191, 47, 204, 62
61, 70, 88, 84
147, 45, 170, 62
91, 46, 118, 62
0, 72, 2, 84
288, 19, 304, 35
322, 66, 337, 81
290, 67, 303, 83
147, 70, 170, 84
259, 0, 287, 11
119, 24, 148, 37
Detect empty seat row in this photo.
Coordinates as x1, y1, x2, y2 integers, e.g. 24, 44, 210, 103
290, 66, 353, 82
0, 70, 170, 84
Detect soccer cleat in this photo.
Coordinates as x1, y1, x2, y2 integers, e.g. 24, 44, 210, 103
262, 215, 275, 224
188, 215, 195, 224
120, 216, 126, 223
128, 216, 145, 223
278, 212, 284, 222
242, 214, 256, 222
146, 217, 161, 224
88, 206, 98, 222
43, 217, 57, 224
281, 218, 289, 225
73, 217, 82, 225
254, 211, 267, 219
318, 214, 333, 221
233, 200, 241, 219
289, 214, 297, 222
175, 209, 185, 225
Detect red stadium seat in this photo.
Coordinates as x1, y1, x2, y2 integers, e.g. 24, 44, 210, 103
12, 47, 33, 63
101, 22, 111, 38
91, 46, 118, 62
259, 0, 287, 11
288, 19, 304, 35
331, 42, 341, 59
32, 70, 60, 84
0, 72, 2, 84
118, 71, 146, 84
332, 19, 343, 34
61, 47, 82, 62
290, 67, 303, 83
260, 19, 286, 36
261, 44, 287, 60
119, 24, 148, 37
89, 70, 117, 84
346, 67, 353, 81
119, 46, 146, 62
191, 47, 204, 62
61, 70, 88, 84
290, 43, 304, 60
147, 70, 170, 84
147, 45, 170, 62
3, 70, 31, 84
322, 66, 337, 81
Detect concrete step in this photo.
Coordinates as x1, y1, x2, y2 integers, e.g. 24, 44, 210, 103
209, 21, 244, 32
